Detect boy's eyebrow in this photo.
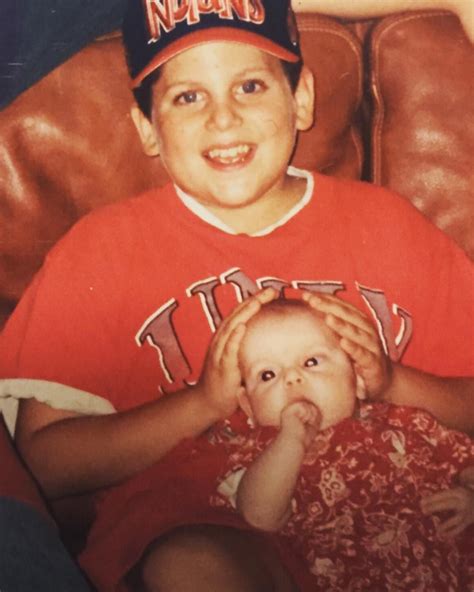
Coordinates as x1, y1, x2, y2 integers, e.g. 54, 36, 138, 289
233, 66, 276, 78
160, 66, 276, 94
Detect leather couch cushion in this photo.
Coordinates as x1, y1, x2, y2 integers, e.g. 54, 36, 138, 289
370, 11, 474, 258
0, 14, 362, 330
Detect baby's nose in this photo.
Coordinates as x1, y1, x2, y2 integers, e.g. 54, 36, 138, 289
284, 368, 304, 387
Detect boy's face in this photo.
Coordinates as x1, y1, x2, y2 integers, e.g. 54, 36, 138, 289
134, 42, 313, 229
239, 308, 357, 430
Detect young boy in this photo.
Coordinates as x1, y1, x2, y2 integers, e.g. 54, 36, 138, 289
0, 1, 473, 590
216, 298, 473, 590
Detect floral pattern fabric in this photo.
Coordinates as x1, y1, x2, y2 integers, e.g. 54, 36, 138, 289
211, 404, 474, 591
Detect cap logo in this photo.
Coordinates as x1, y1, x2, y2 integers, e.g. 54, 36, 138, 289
144, 0, 265, 42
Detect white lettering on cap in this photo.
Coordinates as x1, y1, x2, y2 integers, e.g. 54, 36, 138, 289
144, 0, 265, 42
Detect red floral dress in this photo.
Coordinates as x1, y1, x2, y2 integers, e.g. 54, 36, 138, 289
211, 403, 474, 591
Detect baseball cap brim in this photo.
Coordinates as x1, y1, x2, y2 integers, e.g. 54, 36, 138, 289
131, 27, 300, 88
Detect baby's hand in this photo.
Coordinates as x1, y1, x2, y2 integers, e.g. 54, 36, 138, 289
302, 292, 391, 400
421, 485, 474, 538
199, 288, 278, 419
459, 465, 474, 488
280, 401, 321, 450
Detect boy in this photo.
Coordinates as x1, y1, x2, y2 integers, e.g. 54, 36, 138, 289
0, 1, 472, 590
216, 298, 473, 590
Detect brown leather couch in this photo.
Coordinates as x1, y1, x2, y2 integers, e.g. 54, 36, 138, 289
0, 9, 473, 549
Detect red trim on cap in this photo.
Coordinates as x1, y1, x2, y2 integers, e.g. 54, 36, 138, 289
131, 27, 299, 88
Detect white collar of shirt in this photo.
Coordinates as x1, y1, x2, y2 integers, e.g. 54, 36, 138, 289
173, 166, 314, 237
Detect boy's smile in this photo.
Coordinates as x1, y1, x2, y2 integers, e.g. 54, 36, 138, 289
133, 42, 314, 234
204, 143, 253, 168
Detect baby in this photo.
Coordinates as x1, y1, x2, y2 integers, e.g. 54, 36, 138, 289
215, 298, 474, 591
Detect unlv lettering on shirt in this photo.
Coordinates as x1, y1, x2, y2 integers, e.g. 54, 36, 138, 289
145, 0, 265, 42
136, 268, 413, 392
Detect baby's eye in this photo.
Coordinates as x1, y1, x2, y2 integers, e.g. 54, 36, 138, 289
304, 357, 319, 368
237, 79, 265, 95
175, 90, 201, 105
260, 370, 276, 382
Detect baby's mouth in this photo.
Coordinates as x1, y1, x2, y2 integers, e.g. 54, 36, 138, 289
204, 144, 253, 166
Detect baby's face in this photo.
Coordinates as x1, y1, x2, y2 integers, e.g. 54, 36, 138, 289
240, 308, 357, 430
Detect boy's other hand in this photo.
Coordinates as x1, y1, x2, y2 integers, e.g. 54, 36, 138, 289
199, 288, 279, 419
421, 481, 474, 538
280, 401, 321, 450
302, 292, 392, 400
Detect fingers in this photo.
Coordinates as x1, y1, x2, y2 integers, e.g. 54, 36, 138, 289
282, 401, 321, 427
221, 323, 246, 367
340, 337, 380, 368
200, 289, 279, 418
421, 487, 474, 537
298, 402, 320, 427
421, 488, 469, 514
212, 288, 278, 361
302, 291, 390, 398
459, 466, 474, 488
281, 401, 321, 448
302, 292, 375, 335
302, 292, 380, 352
436, 514, 466, 538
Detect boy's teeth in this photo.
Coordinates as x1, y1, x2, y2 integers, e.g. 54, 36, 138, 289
207, 145, 250, 162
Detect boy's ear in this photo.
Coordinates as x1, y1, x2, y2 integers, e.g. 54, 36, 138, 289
130, 106, 160, 157
294, 65, 315, 132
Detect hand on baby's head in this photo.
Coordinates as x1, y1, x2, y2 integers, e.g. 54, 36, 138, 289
199, 288, 278, 421
301, 291, 391, 401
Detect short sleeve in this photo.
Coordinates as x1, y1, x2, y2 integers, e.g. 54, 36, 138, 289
0, 209, 131, 408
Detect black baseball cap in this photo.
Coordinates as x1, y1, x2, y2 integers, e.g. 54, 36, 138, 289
123, 0, 301, 88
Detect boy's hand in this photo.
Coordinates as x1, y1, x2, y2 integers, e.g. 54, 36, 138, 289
302, 292, 391, 400
280, 401, 321, 450
421, 484, 474, 538
200, 288, 278, 419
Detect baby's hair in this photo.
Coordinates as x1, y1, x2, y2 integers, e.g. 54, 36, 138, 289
257, 297, 321, 317
248, 297, 326, 329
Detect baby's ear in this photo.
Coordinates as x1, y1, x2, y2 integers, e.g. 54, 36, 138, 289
356, 374, 367, 400
130, 105, 160, 156
237, 387, 255, 424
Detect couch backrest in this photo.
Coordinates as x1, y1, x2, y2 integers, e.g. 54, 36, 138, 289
370, 11, 474, 258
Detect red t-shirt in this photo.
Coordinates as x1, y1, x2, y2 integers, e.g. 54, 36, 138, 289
1, 172, 473, 590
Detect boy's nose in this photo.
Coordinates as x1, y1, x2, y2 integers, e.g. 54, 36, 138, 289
207, 100, 242, 131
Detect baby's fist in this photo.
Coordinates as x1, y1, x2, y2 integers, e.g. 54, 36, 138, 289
280, 401, 321, 449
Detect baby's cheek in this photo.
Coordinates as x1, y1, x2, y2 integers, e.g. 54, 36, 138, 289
254, 394, 285, 428
320, 395, 356, 430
